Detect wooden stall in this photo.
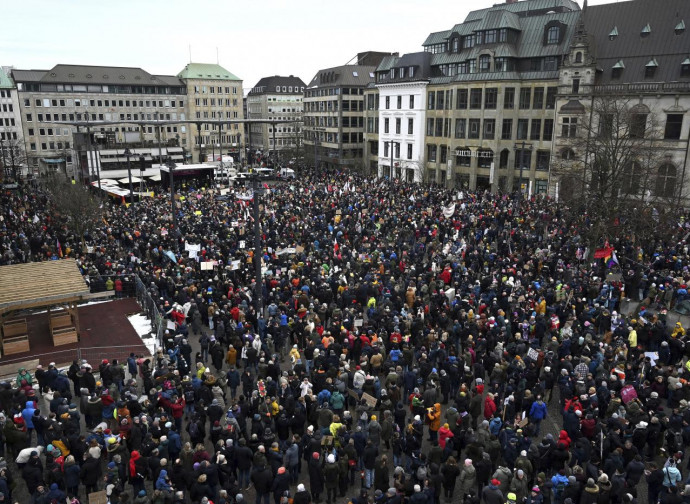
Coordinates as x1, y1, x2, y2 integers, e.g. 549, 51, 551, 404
0, 260, 90, 355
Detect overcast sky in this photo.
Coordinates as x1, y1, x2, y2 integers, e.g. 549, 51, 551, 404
1, 0, 613, 93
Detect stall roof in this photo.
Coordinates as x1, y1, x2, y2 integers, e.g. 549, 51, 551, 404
159, 163, 216, 173
0, 259, 90, 313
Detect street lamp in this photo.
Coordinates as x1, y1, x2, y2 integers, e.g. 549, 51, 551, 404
138, 155, 145, 200
124, 148, 134, 201
166, 159, 177, 242
513, 141, 533, 204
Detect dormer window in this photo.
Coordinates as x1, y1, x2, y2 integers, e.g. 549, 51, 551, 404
479, 55, 491, 72
612, 60, 625, 79
399, 67, 405, 79
276, 86, 281, 92
641, 23, 651, 37
609, 26, 618, 40
676, 20, 686, 35
390, 69, 395, 80
645, 58, 658, 78
681, 58, 690, 77
547, 26, 560, 44
452, 37, 459, 52
575, 52, 583, 63
409, 67, 415, 78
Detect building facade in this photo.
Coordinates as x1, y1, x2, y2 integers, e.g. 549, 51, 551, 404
418, 0, 581, 192
247, 75, 306, 161
368, 53, 432, 183
12, 64, 187, 177
554, 0, 690, 202
0, 67, 24, 179
304, 53, 395, 172
177, 63, 244, 163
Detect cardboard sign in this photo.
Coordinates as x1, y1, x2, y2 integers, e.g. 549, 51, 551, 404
88, 490, 108, 504
354, 319, 363, 327
200, 261, 215, 271
527, 348, 539, 361
361, 392, 378, 408
230, 260, 241, 271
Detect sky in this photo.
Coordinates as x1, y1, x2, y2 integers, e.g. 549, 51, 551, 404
1, 0, 615, 94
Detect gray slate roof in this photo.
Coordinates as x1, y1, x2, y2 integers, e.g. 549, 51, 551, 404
12, 64, 183, 86
248, 75, 307, 96
307, 65, 376, 89
584, 0, 690, 84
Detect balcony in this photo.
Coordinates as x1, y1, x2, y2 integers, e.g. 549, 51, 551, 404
594, 81, 690, 94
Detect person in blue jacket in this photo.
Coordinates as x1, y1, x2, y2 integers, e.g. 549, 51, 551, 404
529, 396, 548, 435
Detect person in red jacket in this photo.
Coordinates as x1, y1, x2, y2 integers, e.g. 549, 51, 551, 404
484, 393, 497, 420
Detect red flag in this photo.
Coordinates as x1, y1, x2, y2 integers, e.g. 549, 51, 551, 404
593, 247, 614, 259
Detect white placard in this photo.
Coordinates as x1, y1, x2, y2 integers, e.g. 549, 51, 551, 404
230, 260, 241, 271
239, 240, 246, 249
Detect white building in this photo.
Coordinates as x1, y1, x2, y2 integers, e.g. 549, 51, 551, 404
375, 53, 432, 183
0, 66, 25, 179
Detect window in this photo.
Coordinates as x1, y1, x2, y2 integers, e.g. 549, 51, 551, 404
530, 119, 541, 140
630, 114, 647, 138
504, 88, 515, 109
479, 55, 491, 72
484, 119, 495, 139
485, 29, 497, 44
682, 60, 690, 77
463, 35, 475, 48
427, 144, 437, 162
452, 38, 459, 52
533, 88, 544, 109
397, 96, 402, 109
665, 114, 684, 140
536, 151, 550, 171
544, 57, 559, 71
656, 163, 677, 197
517, 119, 529, 140
396, 118, 401, 134
385, 96, 390, 109
457, 150, 471, 166
435, 119, 443, 137
470, 89, 482, 109
440, 146, 448, 164
501, 119, 513, 140
499, 149, 510, 168
436, 91, 445, 109
562, 117, 578, 138
575, 52, 583, 64
622, 162, 643, 194
409, 95, 415, 109
384, 118, 390, 134
26, 113, 32, 122
408, 118, 414, 135
468, 59, 477, 74
427, 92, 435, 110
599, 113, 614, 138
468, 119, 481, 139
546, 87, 557, 109
519, 88, 531, 109
455, 119, 466, 138
514, 149, 532, 171
485, 88, 497, 109
645, 64, 657, 79
561, 148, 576, 160
612, 62, 624, 79
427, 118, 434, 136
543, 119, 554, 141
572, 78, 580, 94
547, 26, 560, 44
456, 89, 468, 109
407, 144, 413, 160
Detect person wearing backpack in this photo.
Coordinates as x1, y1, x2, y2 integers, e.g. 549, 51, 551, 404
550, 469, 569, 504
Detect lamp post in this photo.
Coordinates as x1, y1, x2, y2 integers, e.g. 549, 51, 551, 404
124, 148, 134, 201
513, 141, 533, 206
166, 159, 177, 243
138, 155, 145, 200
313, 131, 319, 179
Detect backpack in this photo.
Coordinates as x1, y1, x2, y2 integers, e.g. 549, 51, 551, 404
489, 417, 502, 436
554, 478, 566, 497
189, 421, 200, 438
184, 388, 195, 404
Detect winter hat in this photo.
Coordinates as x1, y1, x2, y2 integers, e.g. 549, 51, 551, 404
520, 450, 527, 457
414, 485, 421, 493
464, 459, 472, 466
298, 484, 306, 492
327, 454, 335, 463
531, 487, 540, 493
236, 494, 244, 502
312, 452, 320, 459
491, 479, 501, 486
517, 470, 524, 477
278, 467, 286, 474
598, 473, 609, 483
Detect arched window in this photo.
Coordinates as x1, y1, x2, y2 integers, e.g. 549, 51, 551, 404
499, 149, 510, 168
575, 52, 582, 63
561, 148, 576, 160
656, 163, 677, 197
547, 26, 560, 44
621, 161, 642, 195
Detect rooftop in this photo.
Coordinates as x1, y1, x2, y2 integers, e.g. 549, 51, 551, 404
177, 62, 241, 81
12, 64, 184, 87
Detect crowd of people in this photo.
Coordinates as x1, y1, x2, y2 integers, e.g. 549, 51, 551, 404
2, 171, 690, 504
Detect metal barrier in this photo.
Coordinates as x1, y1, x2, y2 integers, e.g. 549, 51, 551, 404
78, 344, 152, 366
134, 275, 165, 348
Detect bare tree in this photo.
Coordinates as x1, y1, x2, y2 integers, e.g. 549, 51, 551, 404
554, 95, 671, 253
0, 138, 28, 181
44, 176, 103, 251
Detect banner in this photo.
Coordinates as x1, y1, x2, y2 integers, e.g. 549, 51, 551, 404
442, 203, 456, 218
236, 190, 254, 201
184, 243, 201, 252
